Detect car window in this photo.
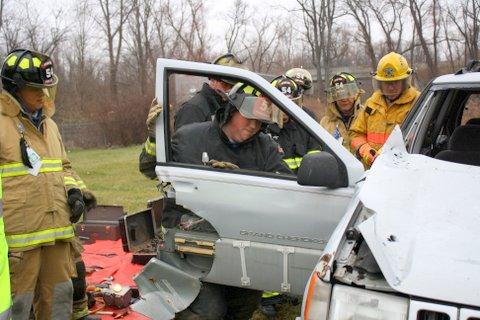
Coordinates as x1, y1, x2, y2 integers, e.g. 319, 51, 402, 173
461, 94, 480, 125
410, 88, 480, 165
164, 72, 324, 180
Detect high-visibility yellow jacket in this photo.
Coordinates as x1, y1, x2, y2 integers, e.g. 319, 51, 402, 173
320, 101, 361, 153
0, 92, 76, 252
350, 87, 420, 153
0, 175, 12, 320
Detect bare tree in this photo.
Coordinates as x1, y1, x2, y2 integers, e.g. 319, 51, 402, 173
242, 16, 282, 73
224, 0, 249, 53
163, 0, 210, 61
409, 0, 437, 77
367, 0, 406, 53
0, 0, 5, 29
126, 0, 155, 99
447, 0, 479, 63
95, 0, 133, 105
344, 0, 377, 70
297, 0, 339, 98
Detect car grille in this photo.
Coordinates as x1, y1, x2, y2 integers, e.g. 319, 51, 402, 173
409, 300, 480, 320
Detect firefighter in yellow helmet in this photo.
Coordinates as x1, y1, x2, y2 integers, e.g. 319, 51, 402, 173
0, 49, 93, 320
321, 72, 364, 152
350, 52, 420, 167
0, 174, 12, 320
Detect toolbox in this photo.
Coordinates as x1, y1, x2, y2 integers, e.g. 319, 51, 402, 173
75, 205, 125, 241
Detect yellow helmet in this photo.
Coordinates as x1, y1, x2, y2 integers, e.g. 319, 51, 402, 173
373, 52, 413, 81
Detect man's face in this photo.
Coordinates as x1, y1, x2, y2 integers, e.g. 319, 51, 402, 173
380, 80, 404, 101
335, 97, 355, 115
224, 111, 262, 143
17, 86, 45, 112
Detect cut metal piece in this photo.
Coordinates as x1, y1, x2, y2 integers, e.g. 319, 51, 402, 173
132, 258, 201, 319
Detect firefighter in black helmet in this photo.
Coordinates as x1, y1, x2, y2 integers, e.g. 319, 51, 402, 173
0, 49, 96, 320
265, 75, 321, 174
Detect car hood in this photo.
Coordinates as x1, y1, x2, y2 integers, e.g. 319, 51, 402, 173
358, 127, 480, 307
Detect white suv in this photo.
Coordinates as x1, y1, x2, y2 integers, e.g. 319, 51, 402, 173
301, 61, 480, 320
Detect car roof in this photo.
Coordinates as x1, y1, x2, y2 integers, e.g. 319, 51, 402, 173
432, 72, 480, 85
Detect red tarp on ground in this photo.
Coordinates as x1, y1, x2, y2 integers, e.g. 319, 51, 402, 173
82, 239, 150, 320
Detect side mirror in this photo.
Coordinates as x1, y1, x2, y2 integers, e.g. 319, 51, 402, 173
297, 152, 340, 188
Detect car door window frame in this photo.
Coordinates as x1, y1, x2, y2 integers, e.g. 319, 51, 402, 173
159, 68, 346, 182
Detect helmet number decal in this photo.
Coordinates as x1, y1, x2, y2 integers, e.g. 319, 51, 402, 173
281, 86, 292, 95
45, 67, 53, 79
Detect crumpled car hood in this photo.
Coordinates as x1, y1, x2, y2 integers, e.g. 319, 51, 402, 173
358, 127, 480, 307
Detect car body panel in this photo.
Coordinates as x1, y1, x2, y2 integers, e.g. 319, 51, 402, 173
358, 127, 480, 307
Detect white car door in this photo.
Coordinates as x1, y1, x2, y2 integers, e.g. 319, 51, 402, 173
153, 58, 364, 294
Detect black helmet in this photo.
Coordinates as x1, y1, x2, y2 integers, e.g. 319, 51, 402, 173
1, 49, 58, 93
271, 75, 301, 101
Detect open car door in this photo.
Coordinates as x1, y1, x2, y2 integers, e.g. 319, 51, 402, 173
133, 59, 364, 317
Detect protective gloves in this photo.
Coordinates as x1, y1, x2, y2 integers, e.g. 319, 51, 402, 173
68, 188, 86, 223
358, 143, 378, 167
146, 98, 163, 137
207, 159, 239, 170
82, 189, 97, 212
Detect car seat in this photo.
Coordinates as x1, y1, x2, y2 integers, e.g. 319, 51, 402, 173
435, 125, 480, 166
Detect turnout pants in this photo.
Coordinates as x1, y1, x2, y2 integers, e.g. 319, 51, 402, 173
9, 242, 75, 320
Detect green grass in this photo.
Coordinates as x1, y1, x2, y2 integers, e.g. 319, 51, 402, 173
67, 145, 159, 213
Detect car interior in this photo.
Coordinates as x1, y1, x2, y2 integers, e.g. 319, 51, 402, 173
415, 90, 480, 166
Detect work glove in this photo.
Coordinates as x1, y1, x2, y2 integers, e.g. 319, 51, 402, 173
207, 159, 239, 170
68, 188, 86, 223
146, 98, 163, 137
358, 143, 378, 167
82, 189, 97, 212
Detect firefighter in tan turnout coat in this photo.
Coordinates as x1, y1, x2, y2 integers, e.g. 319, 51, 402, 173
0, 49, 89, 320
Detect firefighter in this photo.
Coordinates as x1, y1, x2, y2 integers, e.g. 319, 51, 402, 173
139, 53, 244, 178
174, 53, 244, 130
142, 84, 290, 319
172, 84, 290, 319
267, 75, 321, 173
350, 52, 420, 167
320, 72, 364, 151
285, 67, 314, 110
0, 49, 89, 320
0, 175, 12, 320
171, 83, 290, 174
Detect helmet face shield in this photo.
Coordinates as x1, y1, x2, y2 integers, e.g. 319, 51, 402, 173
230, 93, 283, 127
326, 82, 360, 103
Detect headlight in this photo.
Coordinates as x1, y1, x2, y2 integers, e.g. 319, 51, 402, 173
329, 285, 408, 320
302, 271, 332, 320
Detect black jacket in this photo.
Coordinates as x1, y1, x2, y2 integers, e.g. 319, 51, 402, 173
174, 83, 228, 131
267, 107, 321, 159
172, 119, 291, 174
